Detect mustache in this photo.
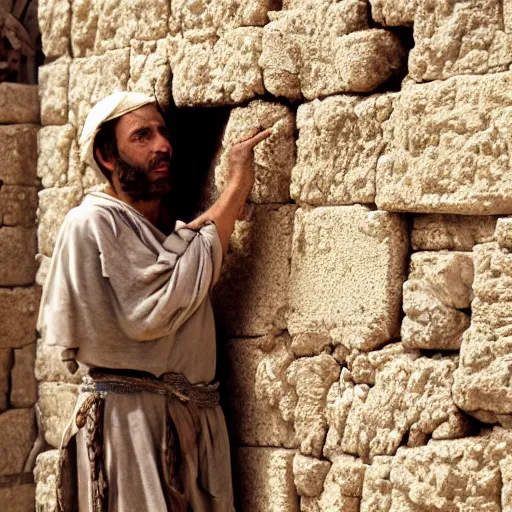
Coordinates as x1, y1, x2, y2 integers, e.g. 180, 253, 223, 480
149, 152, 172, 172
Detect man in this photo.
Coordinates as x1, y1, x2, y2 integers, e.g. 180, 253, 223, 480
37, 91, 272, 512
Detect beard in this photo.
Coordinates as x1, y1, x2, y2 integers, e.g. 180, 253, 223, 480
114, 152, 172, 202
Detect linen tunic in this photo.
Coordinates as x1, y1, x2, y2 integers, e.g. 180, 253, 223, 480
37, 191, 235, 512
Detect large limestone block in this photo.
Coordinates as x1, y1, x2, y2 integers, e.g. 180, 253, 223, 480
0, 227, 36, 286
234, 447, 299, 512
0, 287, 41, 349
0, 185, 38, 227
37, 186, 84, 257
369, 0, 416, 25
11, 343, 37, 408
34, 450, 59, 512
409, 0, 512, 83
71, 0, 168, 57
38, 0, 71, 58
37, 125, 78, 189
360, 456, 393, 512
293, 454, 331, 498
291, 94, 392, 206
224, 334, 296, 447
401, 252, 474, 350
0, 484, 35, 512
0, 84, 39, 124
215, 100, 295, 203
0, 125, 38, 186
341, 355, 469, 462
170, 27, 264, 107
0, 408, 35, 475
68, 49, 130, 136
288, 206, 408, 351
214, 204, 296, 336
376, 72, 512, 215
260, 3, 405, 100
389, 428, 512, 511
39, 58, 70, 126
412, 214, 498, 251
38, 382, 78, 448
128, 39, 172, 107
35, 341, 87, 384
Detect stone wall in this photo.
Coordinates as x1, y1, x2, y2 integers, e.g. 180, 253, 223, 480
31, 0, 512, 511
0, 82, 39, 510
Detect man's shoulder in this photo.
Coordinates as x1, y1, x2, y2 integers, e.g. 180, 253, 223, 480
62, 196, 116, 238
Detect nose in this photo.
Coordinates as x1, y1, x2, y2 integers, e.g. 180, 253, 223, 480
154, 131, 172, 156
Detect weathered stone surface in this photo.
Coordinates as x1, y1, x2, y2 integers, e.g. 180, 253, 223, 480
0, 227, 37, 286
34, 450, 59, 512
389, 428, 512, 511
339, 355, 468, 462
260, 3, 405, 100
293, 454, 330, 497
39, 59, 70, 126
0, 287, 41, 349
35, 341, 87, 384
71, 0, 168, 57
0, 484, 35, 512
234, 448, 299, 512
288, 206, 408, 351
214, 204, 296, 336
38, 0, 71, 58
0, 186, 38, 227
224, 334, 296, 447
35, 254, 52, 288
401, 251, 474, 350
37, 186, 83, 257
0, 349, 12, 412
502, 457, 512, 512
0, 84, 39, 124
0, 408, 35, 475
376, 72, 512, 215
215, 100, 295, 203
494, 216, 512, 249
369, 0, 416, 25
360, 456, 393, 512
412, 214, 498, 251
170, 27, 264, 107
0, 125, 38, 186
128, 39, 172, 107
291, 94, 393, 206
38, 382, 78, 448
11, 343, 37, 408
409, 0, 512, 83
37, 125, 78, 189
68, 49, 130, 136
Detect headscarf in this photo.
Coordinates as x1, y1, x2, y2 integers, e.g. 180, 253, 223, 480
79, 91, 156, 182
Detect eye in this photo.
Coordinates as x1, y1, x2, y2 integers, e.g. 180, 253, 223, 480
133, 129, 150, 141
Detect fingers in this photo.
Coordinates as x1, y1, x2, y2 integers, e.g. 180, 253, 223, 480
234, 126, 274, 148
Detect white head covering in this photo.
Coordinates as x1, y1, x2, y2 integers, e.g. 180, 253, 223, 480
79, 91, 156, 182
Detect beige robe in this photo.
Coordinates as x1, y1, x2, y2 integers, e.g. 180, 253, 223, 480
37, 191, 235, 512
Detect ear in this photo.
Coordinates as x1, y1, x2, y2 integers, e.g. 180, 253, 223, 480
94, 145, 115, 173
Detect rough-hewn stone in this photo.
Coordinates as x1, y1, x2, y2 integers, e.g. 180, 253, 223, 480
412, 215, 498, 251
169, 28, 264, 107
39, 59, 70, 126
293, 454, 331, 497
409, 0, 512, 83
291, 94, 393, 206
0, 185, 38, 227
38, 0, 71, 58
234, 448, 299, 512
369, 0, 416, 26
37, 125, 78, 189
0, 408, 35, 475
0, 484, 36, 512
0, 125, 38, 186
401, 252, 474, 350
71, 0, 168, 57
37, 186, 83, 257
214, 204, 296, 336
0, 349, 12, 412
224, 334, 296, 447
260, 3, 405, 100
0, 227, 37, 286
215, 100, 295, 203
376, 72, 512, 215
68, 49, 130, 136
360, 456, 393, 512
35, 341, 87, 385
0, 287, 41, 349
34, 450, 59, 512
288, 206, 408, 351
0, 84, 39, 124
38, 382, 78, 448
10, 344, 37, 408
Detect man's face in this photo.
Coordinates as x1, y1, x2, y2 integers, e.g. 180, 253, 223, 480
113, 104, 173, 201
